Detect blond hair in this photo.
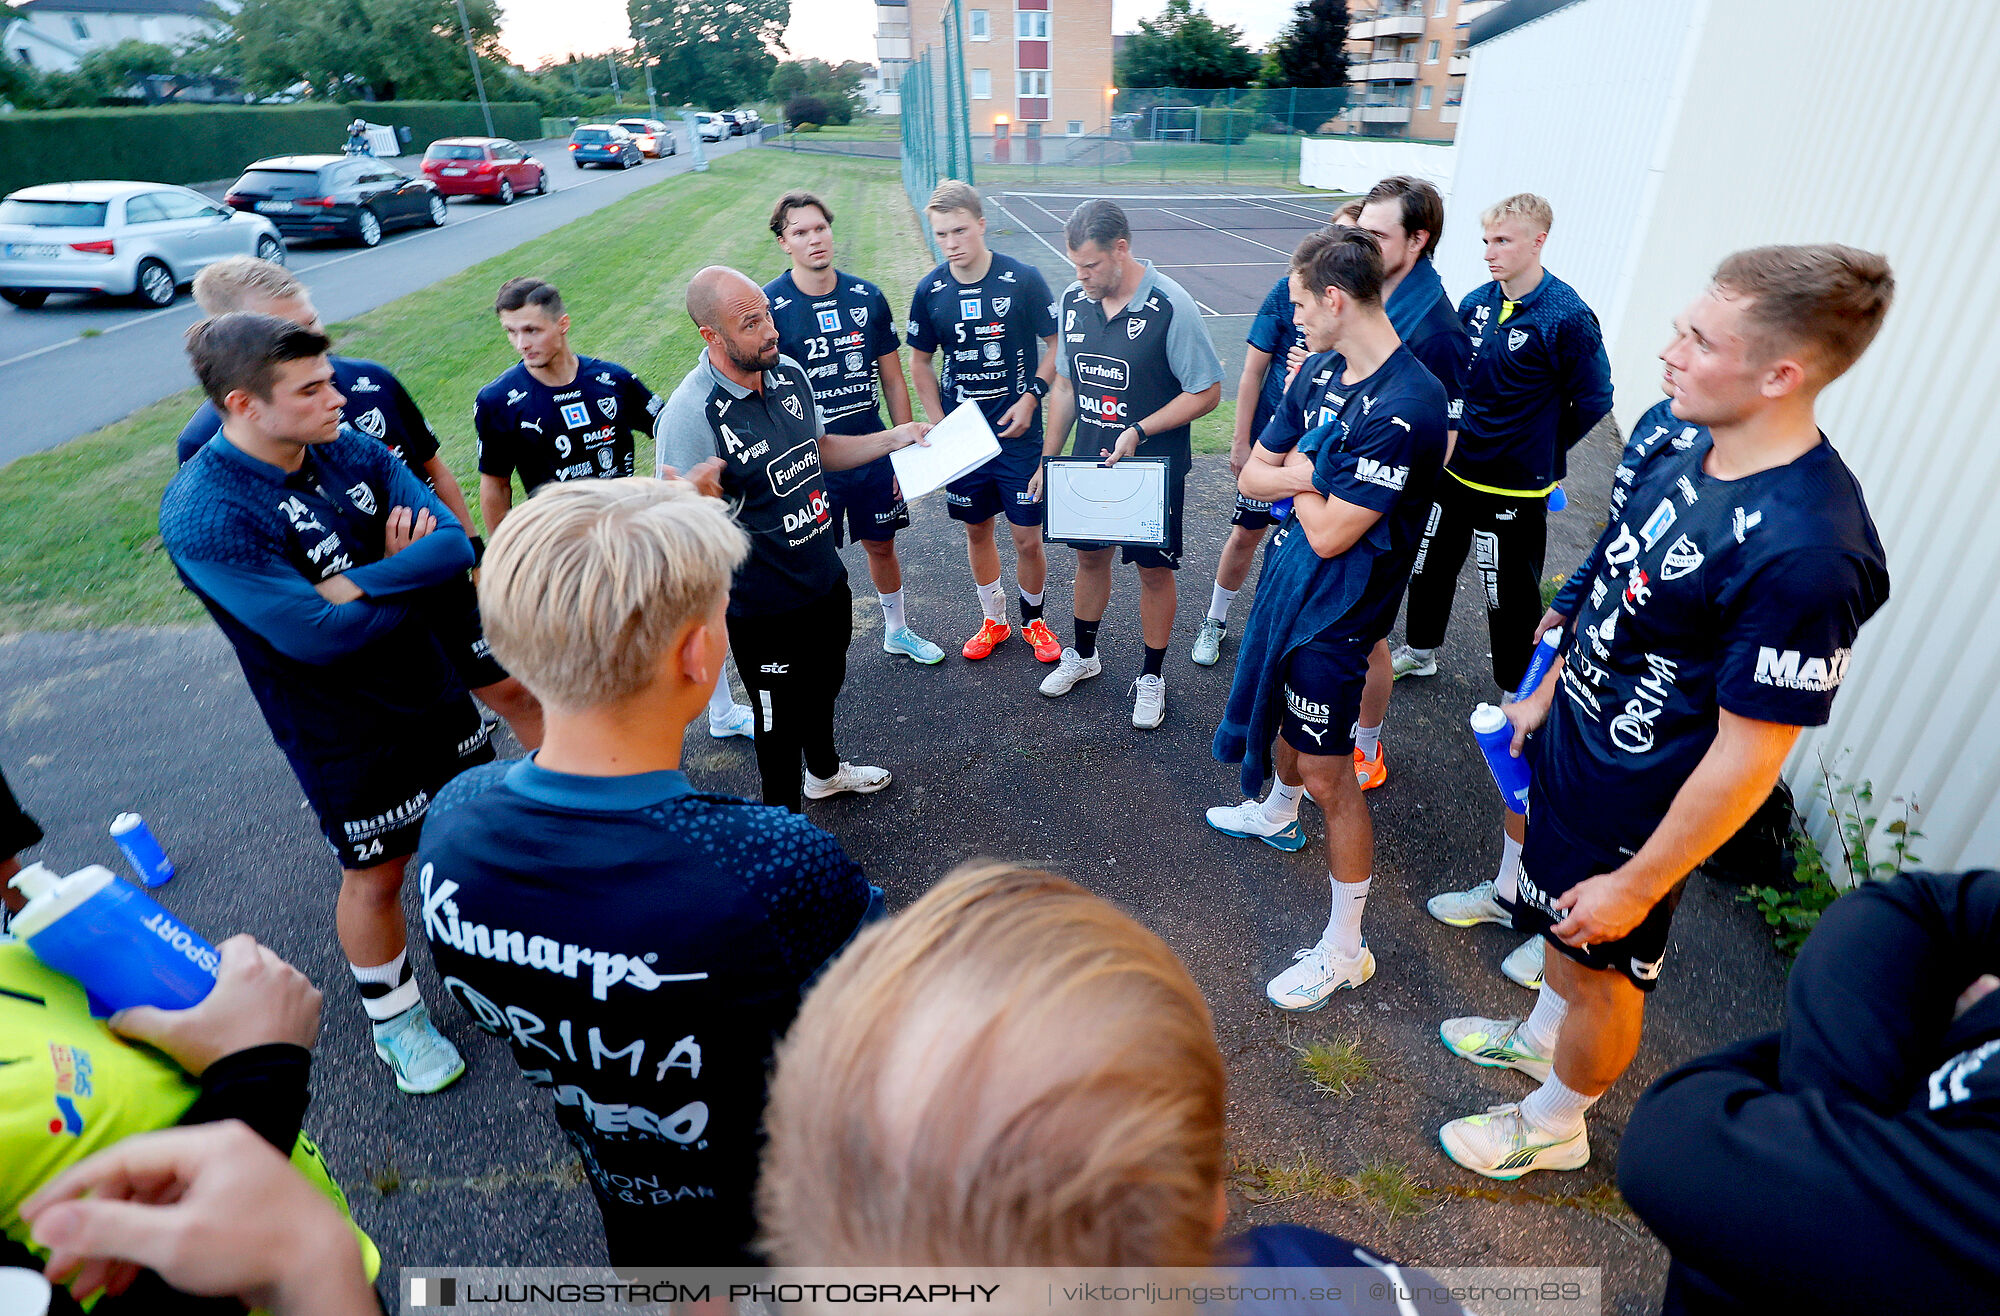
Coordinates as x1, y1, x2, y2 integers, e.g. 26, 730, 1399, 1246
925, 179, 983, 219
1480, 192, 1553, 233
1331, 199, 1364, 226
192, 256, 304, 315
1711, 244, 1894, 384
478, 479, 748, 710
759, 862, 1227, 1265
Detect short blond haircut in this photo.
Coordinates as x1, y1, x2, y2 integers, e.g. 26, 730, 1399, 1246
1331, 199, 1364, 226
759, 862, 1227, 1265
925, 179, 983, 219
192, 256, 304, 315
478, 479, 748, 710
1711, 244, 1894, 384
1480, 192, 1553, 233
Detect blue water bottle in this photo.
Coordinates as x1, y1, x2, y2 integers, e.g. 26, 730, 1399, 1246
1513, 628, 1565, 703
1547, 484, 1567, 513
6, 863, 218, 1013
1471, 704, 1532, 814
110, 812, 174, 888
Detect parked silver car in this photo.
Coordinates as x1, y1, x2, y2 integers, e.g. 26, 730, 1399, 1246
0, 180, 286, 308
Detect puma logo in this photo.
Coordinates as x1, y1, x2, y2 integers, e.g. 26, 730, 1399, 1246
1299, 725, 1328, 746
1387, 416, 1412, 433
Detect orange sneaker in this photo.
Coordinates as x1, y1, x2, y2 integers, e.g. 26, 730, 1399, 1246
962, 618, 1012, 660
1353, 743, 1388, 791
1022, 618, 1062, 662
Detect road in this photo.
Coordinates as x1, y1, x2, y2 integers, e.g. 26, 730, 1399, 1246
0, 133, 760, 468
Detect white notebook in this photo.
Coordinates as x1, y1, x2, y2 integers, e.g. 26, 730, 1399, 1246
889, 399, 1002, 499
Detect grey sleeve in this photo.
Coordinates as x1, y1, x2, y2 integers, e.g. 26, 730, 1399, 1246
1054, 283, 1083, 379
1162, 280, 1224, 393
654, 370, 717, 476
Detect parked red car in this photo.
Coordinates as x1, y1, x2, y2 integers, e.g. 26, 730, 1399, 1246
419, 139, 551, 204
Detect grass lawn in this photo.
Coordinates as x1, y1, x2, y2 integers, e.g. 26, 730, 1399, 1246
0, 147, 1233, 633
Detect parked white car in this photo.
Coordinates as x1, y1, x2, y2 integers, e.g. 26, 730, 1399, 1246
693, 112, 729, 143
0, 180, 285, 308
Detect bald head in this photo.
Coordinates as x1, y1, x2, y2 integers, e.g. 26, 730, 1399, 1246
686, 265, 780, 375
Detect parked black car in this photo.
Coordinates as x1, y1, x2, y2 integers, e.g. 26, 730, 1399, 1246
223, 155, 445, 247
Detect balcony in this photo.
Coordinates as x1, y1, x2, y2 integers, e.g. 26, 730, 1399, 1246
1439, 105, 1460, 123
1353, 59, 1418, 81
1357, 105, 1413, 123
1352, 14, 1427, 41
1450, 53, 1471, 74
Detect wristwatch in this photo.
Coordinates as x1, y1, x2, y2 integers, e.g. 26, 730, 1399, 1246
1126, 422, 1147, 443
1027, 377, 1050, 399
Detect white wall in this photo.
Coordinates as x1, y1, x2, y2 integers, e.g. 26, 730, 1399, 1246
1445, 0, 2000, 869
1299, 136, 1455, 196
8, 10, 224, 72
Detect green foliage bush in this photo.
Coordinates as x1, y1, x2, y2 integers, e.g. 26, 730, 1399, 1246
1197, 107, 1255, 144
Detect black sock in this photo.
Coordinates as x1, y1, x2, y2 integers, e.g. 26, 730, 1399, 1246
1074, 618, 1100, 659
1143, 645, 1167, 678
1020, 594, 1044, 623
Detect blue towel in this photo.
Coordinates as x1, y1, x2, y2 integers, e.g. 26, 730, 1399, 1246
1385, 254, 1447, 341
1212, 471, 1382, 796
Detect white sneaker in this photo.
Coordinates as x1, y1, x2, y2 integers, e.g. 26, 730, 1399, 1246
707, 702, 755, 739
1439, 1102, 1589, 1180
1439, 1015, 1553, 1082
1426, 878, 1513, 928
1502, 935, 1546, 989
1390, 644, 1438, 679
1265, 938, 1375, 1011
1190, 617, 1226, 666
803, 762, 892, 799
1131, 674, 1166, 729
1204, 799, 1307, 852
1039, 648, 1103, 697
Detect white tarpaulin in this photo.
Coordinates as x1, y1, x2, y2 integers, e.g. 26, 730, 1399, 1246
1299, 137, 1455, 195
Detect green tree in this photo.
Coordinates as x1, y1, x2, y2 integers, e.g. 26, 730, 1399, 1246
230, 0, 505, 100
629, 0, 789, 109
1264, 0, 1349, 88
767, 57, 861, 125
1115, 0, 1258, 91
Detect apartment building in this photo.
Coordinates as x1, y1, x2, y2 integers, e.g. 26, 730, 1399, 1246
889, 0, 1113, 151
1342, 0, 1500, 140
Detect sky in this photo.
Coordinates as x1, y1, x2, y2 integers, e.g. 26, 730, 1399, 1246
498, 0, 1302, 72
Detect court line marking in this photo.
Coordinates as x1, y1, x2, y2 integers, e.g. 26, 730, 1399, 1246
1153, 208, 1297, 257
987, 196, 1070, 265
995, 191, 1334, 202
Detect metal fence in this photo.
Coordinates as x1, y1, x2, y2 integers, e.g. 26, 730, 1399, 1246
898, 0, 975, 258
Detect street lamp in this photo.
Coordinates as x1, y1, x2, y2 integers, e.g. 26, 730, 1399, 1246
452, 0, 495, 138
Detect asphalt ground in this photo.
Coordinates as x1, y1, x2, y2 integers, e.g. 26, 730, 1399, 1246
0, 133, 763, 468
984, 185, 1355, 396
0, 413, 1788, 1314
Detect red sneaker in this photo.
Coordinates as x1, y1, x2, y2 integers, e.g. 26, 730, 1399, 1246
962, 618, 1011, 660
1353, 743, 1388, 791
1022, 618, 1062, 662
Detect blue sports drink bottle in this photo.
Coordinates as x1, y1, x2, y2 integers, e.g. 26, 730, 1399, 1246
1547, 484, 1567, 512
110, 812, 174, 888
7, 863, 218, 1013
1471, 704, 1532, 815
1513, 629, 1565, 703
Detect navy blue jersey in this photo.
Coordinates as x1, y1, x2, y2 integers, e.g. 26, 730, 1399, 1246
764, 269, 900, 437
1455, 270, 1612, 490
158, 428, 476, 778
474, 357, 659, 493
1537, 399, 1890, 857
1245, 276, 1304, 439
417, 759, 873, 1261
906, 253, 1057, 444
1262, 346, 1450, 643
175, 356, 441, 476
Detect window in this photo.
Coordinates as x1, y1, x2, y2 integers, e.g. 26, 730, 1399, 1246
1434, 0, 1448, 13
968, 8, 989, 39
16, 48, 33, 66
1427, 40, 1440, 63
1016, 10, 1049, 39
1419, 85, 1432, 109
155, 192, 214, 221
123, 194, 168, 225
971, 68, 991, 98
1017, 70, 1048, 98
1067, 120, 1083, 136
69, 17, 89, 38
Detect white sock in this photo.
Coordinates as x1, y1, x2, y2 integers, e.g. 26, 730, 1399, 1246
880, 589, 907, 634
1496, 832, 1523, 901
1354, 721, 1382, 759
976, 578, 1006, 624
1020, 586, 1045, 609
708, 674, 738, 722
1520, 1072, 1598, 1139
1521, 983, 1567, 1055
1207, 582, 1237, 625
1263, 778, 1303, 823
1322, 875, 1371, 958
351, 950, 420, 1022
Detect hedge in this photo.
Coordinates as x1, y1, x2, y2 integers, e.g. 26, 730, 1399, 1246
0, 101, 541, 196
1196, 107, 1256, 145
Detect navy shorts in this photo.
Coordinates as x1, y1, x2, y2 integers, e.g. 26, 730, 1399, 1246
297, 707, 493, 869
430, 576, 510, 691
826, 454, 911, 546
1065, 449, 1189, 571
1513, 771, 1680, 991
946, 433, 1045, 528
1277, 636, 1368, 758
1230, 490, 1280, 531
